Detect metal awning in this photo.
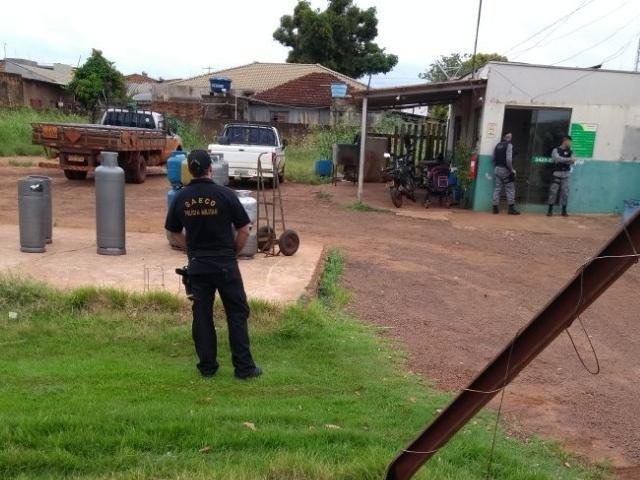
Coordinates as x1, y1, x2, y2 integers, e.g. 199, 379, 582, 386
355, 78, 486, 110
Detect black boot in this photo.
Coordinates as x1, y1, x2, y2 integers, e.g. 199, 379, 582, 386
492, 205, 499, 214
508, 204, 520, 215
547, 205, 553, 217
561, 205, 568, 217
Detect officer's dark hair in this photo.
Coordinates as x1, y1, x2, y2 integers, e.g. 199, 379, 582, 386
563, 135, 572, 141
187, 150, 212, 178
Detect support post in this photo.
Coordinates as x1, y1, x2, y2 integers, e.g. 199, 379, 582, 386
386, 210, 640, 480
357, 95, 368, 202
471, 0, 483, 79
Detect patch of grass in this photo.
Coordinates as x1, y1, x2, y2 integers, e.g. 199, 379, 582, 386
345, 200, 388, 213
0, 261, 608, 479
0, 108, 88, 156
285, 124, 357, 184
174, 119, 209, 151
285, 140, 331, 185
7, 159, 35, 167
315, 189, 332, 200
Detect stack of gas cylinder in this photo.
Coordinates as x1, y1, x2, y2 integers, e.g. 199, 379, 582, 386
166, 151, 229, 207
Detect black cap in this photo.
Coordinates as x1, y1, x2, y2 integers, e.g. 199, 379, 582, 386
187, 150, 212, 177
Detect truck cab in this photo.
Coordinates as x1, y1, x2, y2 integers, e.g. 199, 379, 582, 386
208, 123, 286, 182
101, 108, 166, 130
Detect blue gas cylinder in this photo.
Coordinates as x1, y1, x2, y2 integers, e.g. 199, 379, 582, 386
167, 151, 186, 186
167, 186, 182, 208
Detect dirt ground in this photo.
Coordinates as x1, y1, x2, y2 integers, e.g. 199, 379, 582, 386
1, 157, 638, 478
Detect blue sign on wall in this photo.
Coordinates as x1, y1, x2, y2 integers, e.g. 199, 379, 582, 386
330, 83, 348, 98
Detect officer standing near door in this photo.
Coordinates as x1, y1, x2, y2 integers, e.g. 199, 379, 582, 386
165, 150, 262, 379
492, 133, 520, 215
547, 135, 575, 217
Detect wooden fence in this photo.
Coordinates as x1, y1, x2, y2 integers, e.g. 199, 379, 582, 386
384, 122, 447, 163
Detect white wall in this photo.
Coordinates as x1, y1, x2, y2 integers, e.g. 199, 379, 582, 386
478, 63, 640, 160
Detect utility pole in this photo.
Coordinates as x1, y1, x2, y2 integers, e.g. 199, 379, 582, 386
356, 74, 372, 203
471, 0, 483, 79
635, 34, 640, 72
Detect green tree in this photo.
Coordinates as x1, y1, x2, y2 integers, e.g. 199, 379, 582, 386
273, 0, 398, 78
420, 52, 507, 82
68, 49, 126, 112
420, 52, 507, 120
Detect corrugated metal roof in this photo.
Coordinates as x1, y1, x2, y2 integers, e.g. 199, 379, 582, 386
169, 62, 366, 94
3, 59, 74, 85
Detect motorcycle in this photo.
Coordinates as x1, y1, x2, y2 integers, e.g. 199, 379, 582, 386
382, 152, 417, 208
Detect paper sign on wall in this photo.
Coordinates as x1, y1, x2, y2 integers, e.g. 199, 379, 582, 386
486, 122, 497, 138
570, 123, 597, 158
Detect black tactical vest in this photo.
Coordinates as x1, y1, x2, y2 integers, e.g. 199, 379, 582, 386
493, 141, 509, 167
555, 147, 573, 172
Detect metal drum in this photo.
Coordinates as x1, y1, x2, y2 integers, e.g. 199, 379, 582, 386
95, 151, 126, 255
18, 177, 46, 253
235, 190, 257, 257
27, 175, 52, 244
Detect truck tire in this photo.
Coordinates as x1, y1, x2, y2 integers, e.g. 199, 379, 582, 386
126, 153, 147, 184
278, 165, 285, 184
64, 169, 88, 180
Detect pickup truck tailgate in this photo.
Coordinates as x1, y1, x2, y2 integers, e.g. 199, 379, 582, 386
210, 145, 272, 168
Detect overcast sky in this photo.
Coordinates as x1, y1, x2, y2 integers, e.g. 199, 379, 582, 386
2, 0, 639, 87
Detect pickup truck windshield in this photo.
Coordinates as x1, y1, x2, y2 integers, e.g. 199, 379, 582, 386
226, 126, 277, 146
103, 111, 156, 129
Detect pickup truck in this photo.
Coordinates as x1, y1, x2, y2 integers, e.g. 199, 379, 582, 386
208, 122, 286, 182
32, 108, 182, 183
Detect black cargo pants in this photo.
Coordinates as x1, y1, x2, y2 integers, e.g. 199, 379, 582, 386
188, 257, 256, 377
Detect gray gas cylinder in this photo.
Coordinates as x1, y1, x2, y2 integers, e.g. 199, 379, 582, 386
95, 151, 126, 255
211, 153, 229, 186
27, 175, 52, 243
18, 177, 46, 253
235, 190, 257, 257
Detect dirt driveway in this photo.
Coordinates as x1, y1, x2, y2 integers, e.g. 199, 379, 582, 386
1, 158, 638, 477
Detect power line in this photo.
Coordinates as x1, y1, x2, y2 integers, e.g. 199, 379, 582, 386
550, 13, 640, 65
600, 34, 638, 65
511, 0, 631, 59
504, 0, 596, 55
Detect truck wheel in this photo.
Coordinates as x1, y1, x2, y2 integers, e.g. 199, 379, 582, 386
64, 169, 87, 180
278, 165, 285, 184
126, 154, 147, 184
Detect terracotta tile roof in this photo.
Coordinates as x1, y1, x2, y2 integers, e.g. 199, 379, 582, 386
168, 62, 365, 94
252, 72, 352, 107
125, 73, 158, 84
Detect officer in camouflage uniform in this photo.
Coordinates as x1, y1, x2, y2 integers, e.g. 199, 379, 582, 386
547, 136, 575, 217
492, 133, 520, 215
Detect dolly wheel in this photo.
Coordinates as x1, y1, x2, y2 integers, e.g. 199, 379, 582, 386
279, 230, 300, 256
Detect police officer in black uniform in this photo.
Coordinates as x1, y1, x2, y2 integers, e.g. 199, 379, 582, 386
165, 150, 261, 379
